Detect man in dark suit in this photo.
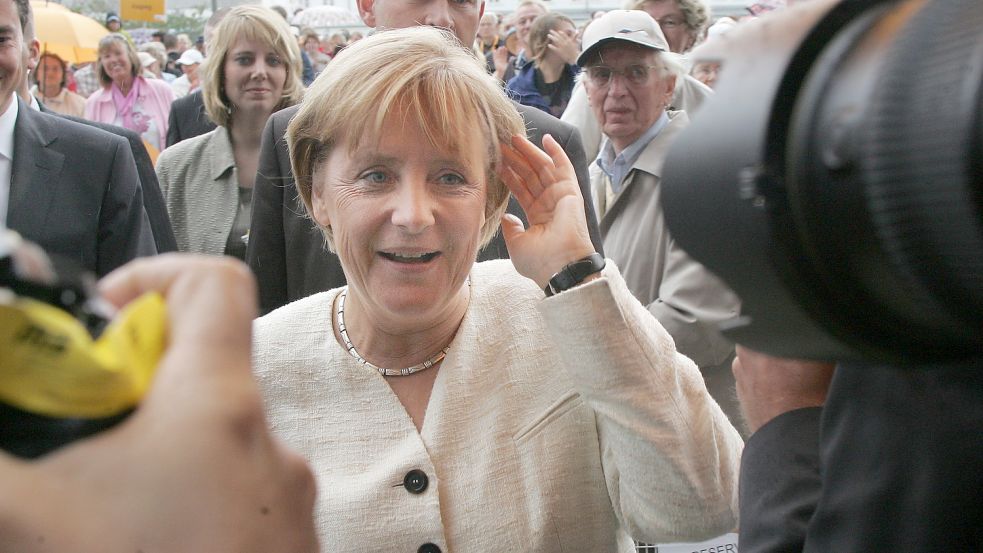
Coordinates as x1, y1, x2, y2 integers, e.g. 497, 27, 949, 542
247, 0, 603, 314
5, 100, 154, 276
57, 112, 176, 254
165, 89, 216, 148
0, 0, 155, 276
734, 348, 983, 552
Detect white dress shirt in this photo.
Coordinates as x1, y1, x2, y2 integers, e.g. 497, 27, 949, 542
0, 94, 19, 228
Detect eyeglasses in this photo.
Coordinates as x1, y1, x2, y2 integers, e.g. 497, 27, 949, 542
585, 64, 663, 88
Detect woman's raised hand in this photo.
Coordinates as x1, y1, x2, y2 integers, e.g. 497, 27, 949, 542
499, 134, 596, 290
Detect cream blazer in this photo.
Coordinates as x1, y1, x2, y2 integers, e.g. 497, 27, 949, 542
253, 260, 742, 552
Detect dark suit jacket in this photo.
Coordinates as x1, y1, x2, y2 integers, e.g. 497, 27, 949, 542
739, 360, 983, 552
165, 89, 216, 148
36, 102, 177, 253
247, 103, 604, 315
6, 98, 156, 276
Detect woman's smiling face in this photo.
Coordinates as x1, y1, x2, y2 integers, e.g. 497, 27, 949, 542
310, 110, 488, 329
99, 42, 132, 84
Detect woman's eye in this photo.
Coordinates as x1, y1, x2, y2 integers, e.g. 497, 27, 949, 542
236, 56, 253, 65
267, 56, 283, 66
437, 173, 466, 186
362, 171, 389, 184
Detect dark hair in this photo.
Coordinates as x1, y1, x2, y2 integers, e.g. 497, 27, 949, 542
162, 32, 177, 49
35, 52, 68, 90
301, 28, 320, 45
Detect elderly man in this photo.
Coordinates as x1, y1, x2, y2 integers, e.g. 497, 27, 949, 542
247, 0, 604, 314
579, 10, 742, 430
561, 0, 712, 160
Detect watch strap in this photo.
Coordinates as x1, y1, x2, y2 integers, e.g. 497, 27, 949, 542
544, 253, 606, 297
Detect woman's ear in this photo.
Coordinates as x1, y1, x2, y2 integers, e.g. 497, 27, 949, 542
309, 171, 332, 230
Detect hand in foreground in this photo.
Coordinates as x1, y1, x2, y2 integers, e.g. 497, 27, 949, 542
732, 345, 835, 434
499, 134, 596, 290
0, 254, 318, 553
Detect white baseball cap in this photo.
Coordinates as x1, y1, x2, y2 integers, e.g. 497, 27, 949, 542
577, 10, 669, 66
176, 49, 204, 66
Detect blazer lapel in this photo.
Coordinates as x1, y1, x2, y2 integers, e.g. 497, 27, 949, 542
6, 99, 65, 236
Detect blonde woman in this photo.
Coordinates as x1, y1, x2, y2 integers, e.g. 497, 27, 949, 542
155, 6, 303, 259
85, 33, 174, 161
254, 26, 741, 551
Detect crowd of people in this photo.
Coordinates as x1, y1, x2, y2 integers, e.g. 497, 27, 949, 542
6, 0, 976, 551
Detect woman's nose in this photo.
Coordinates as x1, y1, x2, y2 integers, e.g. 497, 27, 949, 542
390, 179, 436, 234
251, 62, 269, 80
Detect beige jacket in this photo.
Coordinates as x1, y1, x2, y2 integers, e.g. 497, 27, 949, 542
253, 259, 742, 552
589, 111, 740, 369
30, 86, 86, 118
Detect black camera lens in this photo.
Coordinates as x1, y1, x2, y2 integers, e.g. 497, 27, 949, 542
662, 0, 983, 363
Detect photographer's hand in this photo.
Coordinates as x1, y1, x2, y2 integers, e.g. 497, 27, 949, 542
732, 345, 835, 433
0, 254, 318, 553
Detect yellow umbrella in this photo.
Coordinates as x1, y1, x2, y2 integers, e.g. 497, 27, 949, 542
31, 1, 109, 64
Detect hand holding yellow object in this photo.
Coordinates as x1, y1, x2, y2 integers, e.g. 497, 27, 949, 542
0, 254, 319, 552
0, 292, 167, 419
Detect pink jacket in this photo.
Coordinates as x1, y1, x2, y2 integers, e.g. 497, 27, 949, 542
84, 76, 174, 151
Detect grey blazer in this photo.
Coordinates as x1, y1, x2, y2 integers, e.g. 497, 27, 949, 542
155, 127, 238, 256
5, 98, 156, 276
246, 103, 604, 315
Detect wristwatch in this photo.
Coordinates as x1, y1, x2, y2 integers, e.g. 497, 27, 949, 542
544, 253, 606, 297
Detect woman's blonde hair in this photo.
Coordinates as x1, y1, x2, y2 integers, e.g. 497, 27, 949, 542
287, 26, 525, 251
200, 5, 304, 128
96, 34, 141, 87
